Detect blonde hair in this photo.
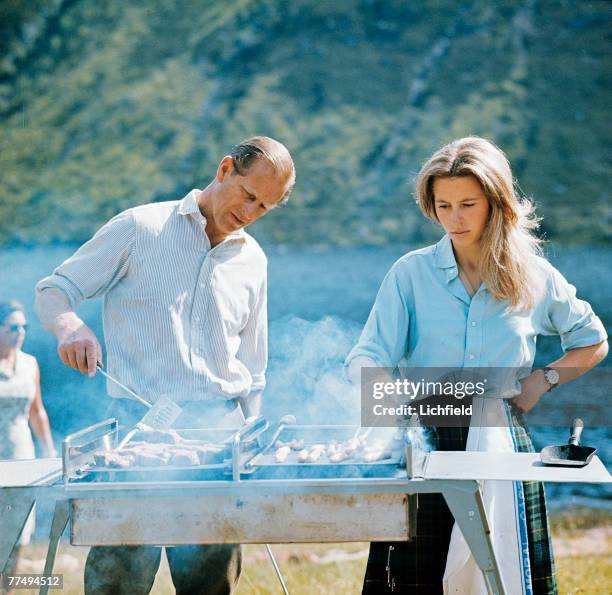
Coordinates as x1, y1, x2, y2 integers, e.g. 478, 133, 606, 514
416, 136, 542, 308
231, 136, 296, 203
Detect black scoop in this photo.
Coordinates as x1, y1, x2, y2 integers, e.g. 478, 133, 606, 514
540, 418, 597, 467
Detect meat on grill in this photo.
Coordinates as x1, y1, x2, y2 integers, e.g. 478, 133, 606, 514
274, 437, 396, 464
274, 446, 291, 463
306, 445, 326, 463
93, 451, 136, 469
91, 438, 226, 469
329, 451, 350, 463
275, 438, 305, 450
362, 450, 393, 462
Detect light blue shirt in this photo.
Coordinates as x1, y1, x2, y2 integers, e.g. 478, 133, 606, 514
347, 235, 607, 384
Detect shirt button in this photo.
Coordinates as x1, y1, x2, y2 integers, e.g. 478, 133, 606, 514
469, 354, 475, 360
471, 322, 477, 327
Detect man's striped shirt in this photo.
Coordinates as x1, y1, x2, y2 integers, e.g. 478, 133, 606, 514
36, 190, 267, 404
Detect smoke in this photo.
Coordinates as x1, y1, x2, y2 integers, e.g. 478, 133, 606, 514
265, 316, 438, 459
405, 425, 432, 452
265, 316, 361, 425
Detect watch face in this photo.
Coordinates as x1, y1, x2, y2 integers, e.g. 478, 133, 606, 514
545, 369, 560, 385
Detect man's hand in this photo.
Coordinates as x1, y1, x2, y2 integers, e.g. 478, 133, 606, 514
35, 288, 103, 377
511, 370, 549, 414
56, 313, 103, 377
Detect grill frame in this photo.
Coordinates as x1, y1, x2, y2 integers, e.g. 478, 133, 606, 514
19, 415, 612, 595
62, 418, 417, 544
2, 412, 610, 595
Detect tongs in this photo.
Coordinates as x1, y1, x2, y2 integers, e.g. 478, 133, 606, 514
96, 366, 182, 448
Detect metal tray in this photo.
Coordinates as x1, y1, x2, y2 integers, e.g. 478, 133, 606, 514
245, 425, 405, 479
63, 417, 267, 483
71, 462, 234, 483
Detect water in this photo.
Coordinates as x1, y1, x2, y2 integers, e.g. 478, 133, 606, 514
1, 242, 610, 508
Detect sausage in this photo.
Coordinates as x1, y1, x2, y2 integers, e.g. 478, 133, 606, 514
92, 451, 135, 468
306, 445, 325, 463
329, 451, 349, 463
274, 446, 292, 463
362, 450, 392, 463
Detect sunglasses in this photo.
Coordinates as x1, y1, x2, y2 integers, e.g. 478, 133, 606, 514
3, 323, 29, 332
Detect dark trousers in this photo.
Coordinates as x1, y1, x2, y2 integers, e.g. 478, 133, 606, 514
84, 544, 242, 595
362, 426, 468, 594
362, 410, 557, 594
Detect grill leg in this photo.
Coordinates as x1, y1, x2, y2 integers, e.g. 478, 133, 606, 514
407, 494, 418, 540
443, 482, 506, 595
265, 544, 289, 595
0, 490, 35, 573
39, 500, 70, 595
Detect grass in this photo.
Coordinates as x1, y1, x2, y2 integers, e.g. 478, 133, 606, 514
8, 509, 611, 594
556, 555, 612, 595
550, 507, 612, 535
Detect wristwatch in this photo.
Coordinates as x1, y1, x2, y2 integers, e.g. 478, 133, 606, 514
543, 367, 560, 392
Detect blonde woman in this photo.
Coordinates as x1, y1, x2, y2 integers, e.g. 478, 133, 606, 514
347, 137, 608, 594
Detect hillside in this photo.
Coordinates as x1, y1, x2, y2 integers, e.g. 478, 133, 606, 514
1, 0, 610, 245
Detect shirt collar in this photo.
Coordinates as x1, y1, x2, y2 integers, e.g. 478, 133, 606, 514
178, 189, 203, 219
433, 234, 459, 282
178, 189, 246, 241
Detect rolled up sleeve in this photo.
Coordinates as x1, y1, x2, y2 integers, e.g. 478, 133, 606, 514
541, 266, 608, 351
345, 262, 411, 368
237, 274, 268, 394
35, 209, 136, 309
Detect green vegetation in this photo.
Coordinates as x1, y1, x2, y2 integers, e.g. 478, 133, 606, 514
557, 555, 612, 595
1, 0, 610, 245
551, 506, 612, 535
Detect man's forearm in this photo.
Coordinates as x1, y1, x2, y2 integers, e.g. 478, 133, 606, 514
238, 391, 262, 419
35, 288, 78, 335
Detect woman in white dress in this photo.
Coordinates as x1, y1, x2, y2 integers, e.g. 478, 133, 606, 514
0, 300, 55, 576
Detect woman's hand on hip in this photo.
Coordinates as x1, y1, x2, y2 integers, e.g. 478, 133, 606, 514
511, 370, 549, 414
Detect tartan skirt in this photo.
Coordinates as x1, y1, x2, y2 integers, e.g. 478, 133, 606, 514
362, 408, 557, 594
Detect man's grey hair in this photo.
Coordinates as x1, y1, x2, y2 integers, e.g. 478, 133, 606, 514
230, 136, 296, 203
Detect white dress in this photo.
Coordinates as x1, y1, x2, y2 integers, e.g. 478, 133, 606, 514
0, 349, 38, 543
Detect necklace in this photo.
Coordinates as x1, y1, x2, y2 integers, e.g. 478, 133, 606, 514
458, 265, 480, 296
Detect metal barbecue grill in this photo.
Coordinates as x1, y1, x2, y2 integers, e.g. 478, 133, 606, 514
61, 417, 415, 547
63, 417, 267, 484
1, 415, 610, 595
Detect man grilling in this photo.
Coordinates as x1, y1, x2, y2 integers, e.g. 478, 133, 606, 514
35, 136, 295, 595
